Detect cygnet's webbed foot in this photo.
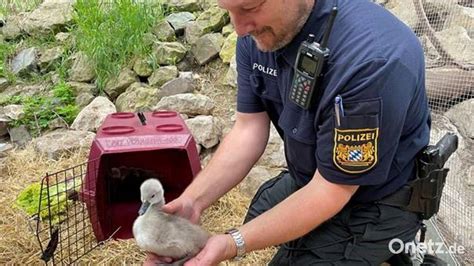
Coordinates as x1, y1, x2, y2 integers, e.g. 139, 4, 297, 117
157, 255, 192, 266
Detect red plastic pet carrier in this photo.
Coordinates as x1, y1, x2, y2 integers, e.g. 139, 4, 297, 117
33, 111, 201, 264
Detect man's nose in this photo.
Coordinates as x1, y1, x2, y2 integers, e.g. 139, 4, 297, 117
231, 13, 256, 36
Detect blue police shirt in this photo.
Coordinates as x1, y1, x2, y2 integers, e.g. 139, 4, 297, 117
236, 0, 431, 202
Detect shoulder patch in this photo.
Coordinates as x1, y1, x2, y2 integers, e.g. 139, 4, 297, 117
333, 128, 378, 174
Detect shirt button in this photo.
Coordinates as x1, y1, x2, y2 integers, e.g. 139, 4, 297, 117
292, 128, 298, 134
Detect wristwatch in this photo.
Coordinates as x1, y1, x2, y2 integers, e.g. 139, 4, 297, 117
225, 228, 246, 260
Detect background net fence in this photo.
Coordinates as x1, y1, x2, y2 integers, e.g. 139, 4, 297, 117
377, 0, 473, 264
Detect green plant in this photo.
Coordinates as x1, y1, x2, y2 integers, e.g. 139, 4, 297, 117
0, 40, 16, 80
15, 181, 70, 224
72, 0, 165, 91
0, 0, 43, 15
8, 82, 79, 136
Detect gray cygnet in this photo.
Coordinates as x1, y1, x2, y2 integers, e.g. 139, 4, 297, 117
133, 179, 210, 266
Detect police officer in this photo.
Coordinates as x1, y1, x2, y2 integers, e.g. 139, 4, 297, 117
145, 0, 431, 265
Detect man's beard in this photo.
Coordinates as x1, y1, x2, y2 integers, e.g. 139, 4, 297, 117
250, 2, 312, 52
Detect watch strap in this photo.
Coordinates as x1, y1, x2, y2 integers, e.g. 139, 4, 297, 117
225, 228, 246, 260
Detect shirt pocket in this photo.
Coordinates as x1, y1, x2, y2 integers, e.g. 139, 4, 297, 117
331, 98, 382, 174
335, 98, 382, 129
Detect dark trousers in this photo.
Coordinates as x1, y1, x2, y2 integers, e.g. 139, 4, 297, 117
244, 171, 422, 265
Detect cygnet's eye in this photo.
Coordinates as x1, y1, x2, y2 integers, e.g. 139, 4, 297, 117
151, 194, 155, 198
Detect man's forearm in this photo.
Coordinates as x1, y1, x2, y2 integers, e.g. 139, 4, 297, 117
239, 171, 358, 253
183, 113, 270, 212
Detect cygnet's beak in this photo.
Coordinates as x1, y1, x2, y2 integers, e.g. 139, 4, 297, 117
138, 201, 150, 215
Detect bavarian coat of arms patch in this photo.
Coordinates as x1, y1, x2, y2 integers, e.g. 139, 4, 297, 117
333, 128, 378, 174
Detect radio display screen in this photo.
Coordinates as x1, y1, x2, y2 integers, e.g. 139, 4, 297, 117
299, 55, 318, 76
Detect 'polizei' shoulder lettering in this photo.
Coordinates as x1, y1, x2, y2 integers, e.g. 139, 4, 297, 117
252, 63, 278, 77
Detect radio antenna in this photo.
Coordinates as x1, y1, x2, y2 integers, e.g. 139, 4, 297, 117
320, 5, 338, 49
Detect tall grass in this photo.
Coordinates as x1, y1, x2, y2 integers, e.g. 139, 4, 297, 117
0, 0, 43, 16
0, 41, 15, 80
72, 0, 165, 91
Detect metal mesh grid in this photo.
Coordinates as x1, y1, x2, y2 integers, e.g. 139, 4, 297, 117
377, 0, 474, 264
410, 0, 474, 113
33, 159, 109, 265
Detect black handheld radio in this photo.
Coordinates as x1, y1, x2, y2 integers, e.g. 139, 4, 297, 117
289, 5, 338, 109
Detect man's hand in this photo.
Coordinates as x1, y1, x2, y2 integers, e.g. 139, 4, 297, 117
144, 195, 203, 265
143, 252, 173, 266
184, 234, 237, 266
161, 194, 202, 224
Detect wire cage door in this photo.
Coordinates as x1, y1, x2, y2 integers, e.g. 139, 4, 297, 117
33, 158, 116, 265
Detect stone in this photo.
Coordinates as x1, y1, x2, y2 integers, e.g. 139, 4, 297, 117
48, 117, 68, 130
55, 32, 71, 42
185, 21, 206, 45
223, 55, 237, 88
0, 109, 8, 136
11, 47, 38, 76
166, 12, 196, 35
142, 32, 158, 47
51, 73, 61, 85
148, 66, 179, 87
221, 23, 234, 37
38, 46, 64, 71
66, 81, 97, 95
239, 166, 280, 198
75, 92, 95, 109
191, 33, 224, 65
68, 52, 95, 82
1, 14, 25, 40
0, 78, 9, 92
179, 71, 194, 80
195, 6, 229, 34
258, 125, 287, 168
167, 0, 201, 12
21, 0, 74, 36
445, 99, 474, 139
153, 41, 188, 65
0, 142, 14, 154
9, 125, 32, 147
435, 26, 474, 64
33, 129, 95, 160
0, 84, 46, 98
104, 68, 139, 100
152, 20, 176, 42
444, 5, 474, 38
419, 35, 440, 66
200, 151, 212, 167
115, 82, 160, 112
3, 104, 24, 120
133, 58, 153, 77
176, 52, 198, 72
185, 115, 222, 149
158, 77, 196, 98
71, 96, 116, 132
385, 0, 418, 29
154, 93, 214, 116
219, 31, 237, 64
199, 0, 217, 9
0, 122, 6, 137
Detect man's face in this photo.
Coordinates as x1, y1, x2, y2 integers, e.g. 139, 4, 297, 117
218, 0, 313, 52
